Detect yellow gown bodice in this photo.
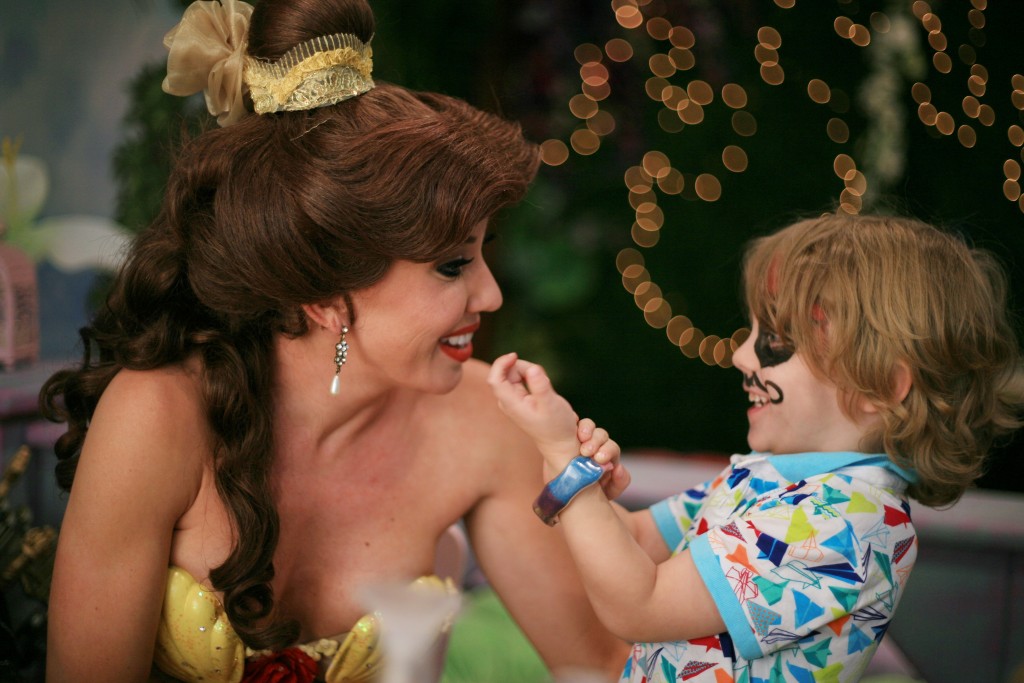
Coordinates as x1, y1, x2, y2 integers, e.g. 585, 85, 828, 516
154, 566, 453, 683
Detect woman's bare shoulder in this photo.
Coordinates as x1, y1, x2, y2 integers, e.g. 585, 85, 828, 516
441, 360, 519, 426
83, 363, 210, 495
99, 363, 206, 425
431, 359, 541, 466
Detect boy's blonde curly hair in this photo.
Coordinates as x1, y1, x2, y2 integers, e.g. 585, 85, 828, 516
743, 213, 1022, 507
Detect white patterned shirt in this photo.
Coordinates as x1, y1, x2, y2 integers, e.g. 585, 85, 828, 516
620, 452, 917, 683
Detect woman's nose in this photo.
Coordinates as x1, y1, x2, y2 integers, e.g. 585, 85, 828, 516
471, 261, 503, 313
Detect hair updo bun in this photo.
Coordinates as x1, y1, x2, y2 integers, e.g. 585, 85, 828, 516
248, 0, 375, 60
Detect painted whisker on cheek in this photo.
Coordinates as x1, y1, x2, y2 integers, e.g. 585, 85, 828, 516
742, 372, 765, 392
742, 373, 785, 404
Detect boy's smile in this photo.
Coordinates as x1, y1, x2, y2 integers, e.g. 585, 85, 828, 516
733, 317, 879, 455
741, 371, 783, 404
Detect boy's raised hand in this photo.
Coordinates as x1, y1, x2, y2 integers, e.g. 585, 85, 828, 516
488, 352, 580, 469
489, 353, 630, 499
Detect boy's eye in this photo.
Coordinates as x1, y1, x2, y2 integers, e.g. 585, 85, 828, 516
754, 327, 794, 368
436, 257, 474, 278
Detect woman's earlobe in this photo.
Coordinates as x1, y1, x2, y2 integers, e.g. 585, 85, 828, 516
301, 301, 348, 334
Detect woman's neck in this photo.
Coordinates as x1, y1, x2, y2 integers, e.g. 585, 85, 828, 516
270, 329, 418, 464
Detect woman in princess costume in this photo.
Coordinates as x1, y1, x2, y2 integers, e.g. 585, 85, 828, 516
42, 0, 631, 680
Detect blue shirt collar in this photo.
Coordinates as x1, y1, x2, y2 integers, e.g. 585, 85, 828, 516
741, 451, 917, 484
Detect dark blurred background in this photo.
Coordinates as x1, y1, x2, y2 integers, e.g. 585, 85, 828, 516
364, 0, 1024, 491
5, 0, 1023, 490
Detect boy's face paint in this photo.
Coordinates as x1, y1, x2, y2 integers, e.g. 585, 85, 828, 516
742, 371, 784, 404
732, 315, 875, 454
753, 326, 794, 368
744, 320, 792, 404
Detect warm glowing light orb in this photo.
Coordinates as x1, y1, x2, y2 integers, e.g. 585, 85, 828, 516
551, 0, 1019, 368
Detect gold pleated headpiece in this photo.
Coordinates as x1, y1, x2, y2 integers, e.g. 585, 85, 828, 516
244, 32, 374, 115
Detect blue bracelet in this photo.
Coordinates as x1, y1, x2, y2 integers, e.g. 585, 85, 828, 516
533, 456, 605, 526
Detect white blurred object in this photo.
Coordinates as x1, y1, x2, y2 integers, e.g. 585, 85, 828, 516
32, 214, 129, 271
1, 140, 130, 273
0, 153, 48, 219
359, 579, 462, 683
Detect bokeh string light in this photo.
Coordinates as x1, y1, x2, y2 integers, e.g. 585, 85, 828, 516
539, 0, 1023, 368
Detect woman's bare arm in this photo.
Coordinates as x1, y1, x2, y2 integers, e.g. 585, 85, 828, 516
466, 429, 633, 677
459, 362, 631, 678
47, 369, 206, 683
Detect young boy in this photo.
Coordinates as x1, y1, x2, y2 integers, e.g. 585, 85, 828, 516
489, 213, 1022, 682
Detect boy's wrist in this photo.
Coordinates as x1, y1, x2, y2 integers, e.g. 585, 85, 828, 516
538, 440, 582, 473
533, 456, 606, 526
542, 455, 576, 479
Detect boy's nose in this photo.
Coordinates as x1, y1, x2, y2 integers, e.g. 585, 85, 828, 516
732, 328, 758, 374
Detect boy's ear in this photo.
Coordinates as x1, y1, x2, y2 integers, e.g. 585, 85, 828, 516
301, 300, 349, 334
891, 361, 913, 404
856, 362, 912, 415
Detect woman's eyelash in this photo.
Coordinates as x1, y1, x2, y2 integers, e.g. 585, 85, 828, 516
435, 233, 494, 277
437, 257, 474, 277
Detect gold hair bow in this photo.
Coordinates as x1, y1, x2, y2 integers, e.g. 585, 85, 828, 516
162, 0, 253, 127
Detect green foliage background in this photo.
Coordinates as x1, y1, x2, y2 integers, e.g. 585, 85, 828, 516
114, 0, 1024, 488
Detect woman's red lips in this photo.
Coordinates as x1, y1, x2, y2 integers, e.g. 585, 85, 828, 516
440, 324, 478, 362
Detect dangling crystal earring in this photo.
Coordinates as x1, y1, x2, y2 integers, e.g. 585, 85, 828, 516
330, 326, 349, 396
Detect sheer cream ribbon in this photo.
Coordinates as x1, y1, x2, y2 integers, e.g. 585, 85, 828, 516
162, 0, 253, 127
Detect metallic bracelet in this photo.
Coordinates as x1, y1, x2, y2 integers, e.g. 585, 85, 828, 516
533, 456, 605, 526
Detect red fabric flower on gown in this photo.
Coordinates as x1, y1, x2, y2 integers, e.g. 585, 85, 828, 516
241, 647, 319, 683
